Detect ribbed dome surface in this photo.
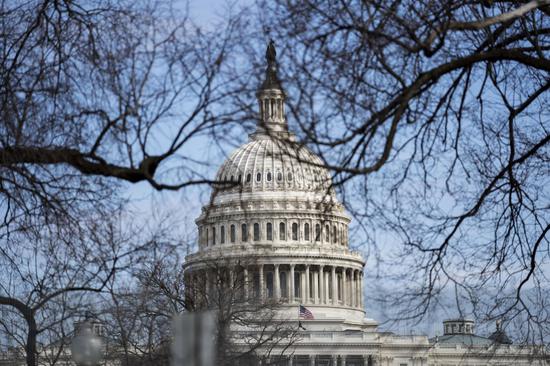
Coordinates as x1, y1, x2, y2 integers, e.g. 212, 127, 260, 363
216, 134, 333, 195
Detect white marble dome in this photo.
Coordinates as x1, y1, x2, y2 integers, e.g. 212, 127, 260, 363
188, 41, 363, 322
215, 134, 334, 195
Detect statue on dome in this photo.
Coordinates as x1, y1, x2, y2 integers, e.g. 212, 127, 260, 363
266, 40, 277, 64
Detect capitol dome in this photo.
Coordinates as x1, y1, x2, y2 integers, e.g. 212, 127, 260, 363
214, 135, 334, 196
180, 41, 550, 366
185, 40, 367, 335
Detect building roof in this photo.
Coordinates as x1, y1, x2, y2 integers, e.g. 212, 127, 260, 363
430, 333, 496, 347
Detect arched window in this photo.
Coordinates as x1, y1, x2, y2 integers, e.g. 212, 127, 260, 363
277, 172, 283, 181
256, 173, 261, 182
304, 223, 310, 241
287, 172, 293, 181
246, 174, 251, 183
253, 223, 260, 241
279, 222, 286, 240
220, 225, 225, 244
333, 225, 337, 244
212, 226, 216, 245
267, 172, 272, 181
325, 224, 330, 242
292, 223, 298, 240
230, 225, 236, 243
315, 224, 321, 242
241, 224, 248, 242
238, 174, 242, 183
205, 228, 209, 247
266, 223, 273, 241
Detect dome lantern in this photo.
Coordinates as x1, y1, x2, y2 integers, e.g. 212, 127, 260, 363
254, 40, 291, 140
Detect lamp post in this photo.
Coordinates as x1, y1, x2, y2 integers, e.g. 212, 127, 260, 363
70, 321, 104, 366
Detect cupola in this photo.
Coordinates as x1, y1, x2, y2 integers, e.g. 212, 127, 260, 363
443, 318, 475, 335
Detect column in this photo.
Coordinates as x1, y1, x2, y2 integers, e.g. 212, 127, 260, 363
349, 269, 356, 307
319, 265, 324, 305
259, 264, 265, 300
331, 355, 337, 366
300, 271, 306, 300
229, 268, 235, 289
325, 271, 330, 303
342, 269, 347, 306
357, 271, 362, 308
313, 269, 319, 304
274, 264, 281, 300
305, 265, 310, 304
309, 355, 315, 366
288, 355, 293, 366
331, 266, 337, 305
243, 267, 249, 299
205, 270, 210, 304
287, 266, 292, 302
360, 272, 364, 308
290, 264, 295, 303
354, 270, 359, 307
341, 355, 346, 366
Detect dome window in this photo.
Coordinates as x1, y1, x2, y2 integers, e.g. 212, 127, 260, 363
220, 225, 225, 244
241, 224, 248, 242
267, 223, 273, 240
230, 225, 236, 243
292, 223, 298, 240
267, 172, 272, 181
287, 172, 293, 181
315, 224, 321, 242
246, 174, 251, 183
238, 174, 242, 183
253, 223, 260, 241
277, 172, 283, 181
256, 173, 261, 182
279, 222, 286, 241
304, 223, 310, 241
230, 175, 234, 181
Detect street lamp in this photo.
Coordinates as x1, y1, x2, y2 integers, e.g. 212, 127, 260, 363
70, 321, 104, 366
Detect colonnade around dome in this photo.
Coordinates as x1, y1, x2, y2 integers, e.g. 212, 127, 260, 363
187, 262, 364, 310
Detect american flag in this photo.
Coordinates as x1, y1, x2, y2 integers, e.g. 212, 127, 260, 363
299, 305, 314, 320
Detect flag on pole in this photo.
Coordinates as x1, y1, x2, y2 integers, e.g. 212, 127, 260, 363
299, 305, 314, 320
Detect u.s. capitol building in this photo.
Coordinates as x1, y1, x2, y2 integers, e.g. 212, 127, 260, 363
183, 43, 549, 366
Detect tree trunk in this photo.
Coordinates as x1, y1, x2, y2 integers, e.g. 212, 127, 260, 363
0, 296, 38, 366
